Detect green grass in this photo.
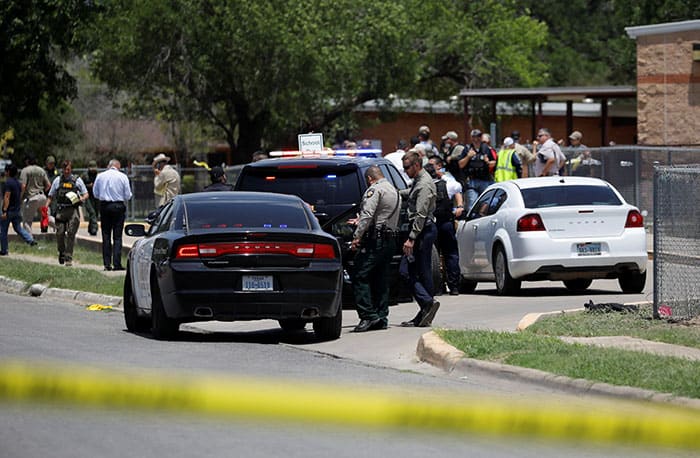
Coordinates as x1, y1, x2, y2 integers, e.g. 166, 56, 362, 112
437, 306, 700, 399
7, 238, 107, 266
527, 307, 700, 349
1, 240, 123, 296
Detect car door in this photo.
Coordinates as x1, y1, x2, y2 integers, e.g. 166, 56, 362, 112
133, 201, 175, 310
477, 188, 508, 273
457, 189, 496, 276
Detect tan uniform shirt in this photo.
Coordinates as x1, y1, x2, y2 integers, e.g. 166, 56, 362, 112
20, 165, 50, 197
154, 164, 181, 206
353, 178, 400, 240
400, 168, 436, 240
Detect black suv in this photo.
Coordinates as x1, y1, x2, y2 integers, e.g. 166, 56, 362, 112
235, 155, 441, 305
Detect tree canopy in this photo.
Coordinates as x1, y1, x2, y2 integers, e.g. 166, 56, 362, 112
87, 0, 547, 163
3, 1, 699, 163
0, 0, 93, 161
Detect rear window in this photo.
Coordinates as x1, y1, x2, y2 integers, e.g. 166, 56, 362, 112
185, 201, 310, 229
521, 185, 622, 208
237, 168, 361, 206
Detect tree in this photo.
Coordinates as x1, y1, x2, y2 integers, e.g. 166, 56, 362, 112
87, 0, 548, 163
0, 0, 94, 161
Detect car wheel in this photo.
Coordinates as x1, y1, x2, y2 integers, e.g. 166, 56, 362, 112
618, 270, 646, 293
563, 278, 593, 292
123, 267, 149, 333
278, 319, 306, 332
458, 276, 477, 294
313, 304, 342, 341
151, 277, 179, 340
493, 245, 521, 296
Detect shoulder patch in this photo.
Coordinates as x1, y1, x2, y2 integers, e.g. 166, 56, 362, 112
365, 190, 375, 198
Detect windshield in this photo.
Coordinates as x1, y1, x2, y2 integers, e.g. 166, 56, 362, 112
237, 168, 361, 207
521, 185, 622, 208
185, 201, 310, 230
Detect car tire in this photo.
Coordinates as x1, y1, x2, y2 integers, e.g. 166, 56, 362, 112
123, 267, 149, 333
313, 304, 342, 341
458, 276, 478, 294
618, 270, 646, 293
151, 276, 179, 340
493, 245, 521, 296
563, 278, 593, 292
278, 319, 307, 332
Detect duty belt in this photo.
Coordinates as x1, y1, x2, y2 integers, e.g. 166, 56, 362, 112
363, 226, 398, 241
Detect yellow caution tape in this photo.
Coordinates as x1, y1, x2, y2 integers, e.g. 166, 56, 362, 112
86, 304, 113, 311
0, 360, 699, 450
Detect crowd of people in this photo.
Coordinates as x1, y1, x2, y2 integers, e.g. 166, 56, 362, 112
348, 125, 594, 332
1, 126, 596, 334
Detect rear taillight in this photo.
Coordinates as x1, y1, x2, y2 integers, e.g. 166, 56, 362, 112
625, 210, 644, 228
517, 214, 546, 232
175, 242, 336, 259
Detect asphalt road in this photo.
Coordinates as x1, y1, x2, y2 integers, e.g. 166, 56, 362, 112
2, 284, 692, 458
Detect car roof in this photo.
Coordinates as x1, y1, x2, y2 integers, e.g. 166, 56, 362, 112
179, 191, 303, 205
510, 176, 611, 190
244, 156, 391, 169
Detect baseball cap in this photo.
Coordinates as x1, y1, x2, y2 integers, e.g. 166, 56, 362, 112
209, 166, 225, 180
511, 130, 521, 141
46, 155, 56, 164
569, 131, 583, 140
441, 131, 458, 141
470, 129, 482, 137
418, 125, 430, 134
88, 160, 97, 168
503, 137, 514, 147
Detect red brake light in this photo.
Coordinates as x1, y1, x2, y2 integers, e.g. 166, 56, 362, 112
175, 242, 336, 259
176, 244, 200, 258
625, 210, 644, 228
517, 214, 546, 232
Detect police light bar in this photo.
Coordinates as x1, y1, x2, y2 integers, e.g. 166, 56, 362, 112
268, 149, 382, 158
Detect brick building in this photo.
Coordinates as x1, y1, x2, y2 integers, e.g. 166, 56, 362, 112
626, 20, 700, 146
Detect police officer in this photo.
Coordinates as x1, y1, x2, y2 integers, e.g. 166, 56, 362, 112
399, 150, 440, 327
45, 160, 89, 266
80, 160, 100, 235
350, 166, 400, 332
203, 166, 234, 191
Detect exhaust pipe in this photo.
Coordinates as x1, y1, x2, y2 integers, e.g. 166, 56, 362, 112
194, 307, 213, 318
301, 307, 319, 319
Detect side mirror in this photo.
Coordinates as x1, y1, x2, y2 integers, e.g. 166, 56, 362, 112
124, 223, 146, 237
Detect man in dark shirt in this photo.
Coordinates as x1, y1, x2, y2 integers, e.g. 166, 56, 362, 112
458, 129, 497, 211
203, 166, 233, 191
1, 164, 37, 255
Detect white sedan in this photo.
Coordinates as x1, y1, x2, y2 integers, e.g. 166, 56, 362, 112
455, 177, 647, 295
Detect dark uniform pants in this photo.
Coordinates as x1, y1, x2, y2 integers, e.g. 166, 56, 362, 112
56, 207, 80, 262
83, 197, 99, 235
352, 237, 396, 324
436, 219, 460, 292
402, 221, 437, 310
100, 201, 127, 269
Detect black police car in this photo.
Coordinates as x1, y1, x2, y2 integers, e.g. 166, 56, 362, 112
235, 152, 442, 305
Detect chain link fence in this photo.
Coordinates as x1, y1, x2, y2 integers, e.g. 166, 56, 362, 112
652, 165, 700, 320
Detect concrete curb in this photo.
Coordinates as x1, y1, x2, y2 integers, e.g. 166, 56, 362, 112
417, 330, 700, 409
0, 275, 122, 309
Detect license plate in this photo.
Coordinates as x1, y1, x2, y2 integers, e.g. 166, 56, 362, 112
242, 275, 273, 291
576, 242, 601, 256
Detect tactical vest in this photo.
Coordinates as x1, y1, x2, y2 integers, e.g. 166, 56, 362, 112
56, 174, 79, 208
432, 178, 453, 224
467, 148, 492, 180
494, 149, 518, 182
